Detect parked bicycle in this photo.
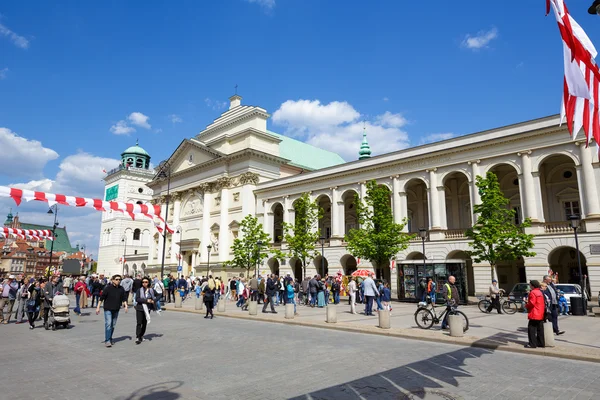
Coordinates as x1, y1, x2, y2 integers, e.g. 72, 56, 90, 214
477, 289, 518, 314
414, 300, 469, 332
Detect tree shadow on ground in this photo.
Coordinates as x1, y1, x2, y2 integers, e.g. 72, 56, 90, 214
288, 334, 519, 400
118, 381, 184, 400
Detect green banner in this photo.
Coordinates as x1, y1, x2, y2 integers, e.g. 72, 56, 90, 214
105, 185, 119, 201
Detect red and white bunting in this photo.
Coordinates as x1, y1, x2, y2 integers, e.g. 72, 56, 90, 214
0, 185, 175, 233
0, 185, 164, 222
547, 0, 600, 148
2, 227, 54, 241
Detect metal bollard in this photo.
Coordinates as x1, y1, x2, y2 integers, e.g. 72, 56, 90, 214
248, 300, 257, 315
543, 322, 555, 347
174, 291, 182, 308
285, 304, 294, 319
326, 305, 337, 323
448, 315, 463, 337
378, 309, 391, 329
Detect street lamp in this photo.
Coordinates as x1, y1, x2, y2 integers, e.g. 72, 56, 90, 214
206, 244, 212, 278
157, 163, 171, 281
589, 0, 600, 15
418, 227, 427, 272
319, 237, 325, 277
121, 235, 127, 275
568, 215, 586, 308
46, 205, 59, 279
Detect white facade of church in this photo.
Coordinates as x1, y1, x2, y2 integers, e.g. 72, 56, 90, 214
97, 95, 600, 300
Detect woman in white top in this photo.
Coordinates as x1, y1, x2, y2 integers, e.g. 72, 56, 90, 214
348, 277, 358, 314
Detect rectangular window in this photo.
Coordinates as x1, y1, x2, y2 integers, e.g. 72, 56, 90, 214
513, 206, 522, 225
564, 201, 580, 220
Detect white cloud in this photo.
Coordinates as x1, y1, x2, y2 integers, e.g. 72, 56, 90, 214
272, 99, 410, 161
169, 114, 183, 123
0, 128, 59, 178
0, 67, 7, 80
128, 112, 151, 129
204, 98, 227, 111
110, 120, 135, 135
382, 97, 389, 102
461, 27, 498, 50
246, 0, 276, 10
0, 22, 29, 49
420, 133, 455, 145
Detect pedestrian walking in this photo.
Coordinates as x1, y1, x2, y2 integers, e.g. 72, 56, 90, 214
543, 275, 565, 335
348, 277, 357, 314
42, 275, 61, 329
14, 277, 30, 324
362, 273, 379, 316
153, 277, 164, 312
26, 280, 42, 329
525, 280, 546, 348
262, 274, 277, 313
134, 277, 156, 344
73, 276, 88, 315
0, 275, 19, 324
96, 275, 128, 348
203, 285, 215, 319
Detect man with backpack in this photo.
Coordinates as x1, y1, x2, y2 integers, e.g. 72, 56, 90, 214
153, 277, 164, 312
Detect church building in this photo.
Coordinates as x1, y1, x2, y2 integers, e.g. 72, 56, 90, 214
97, 95, 600, 301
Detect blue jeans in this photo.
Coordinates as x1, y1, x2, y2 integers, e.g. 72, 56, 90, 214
364, 295, 374, 315
103, 310, 120, 343
375, 296, 383, 310
74, 293, 81, 314
429, 292, 436, 304
289, 297, 296, 313
310, 293, 317, 306
155, 294, 162, 311
213, 292, 220, 308
333, 291, 340, 304
559, 303, 569, 315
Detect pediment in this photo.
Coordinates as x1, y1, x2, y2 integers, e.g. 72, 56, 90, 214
555, 187, 579, 199
167, 139, 224, 175
210, 223, 220, 232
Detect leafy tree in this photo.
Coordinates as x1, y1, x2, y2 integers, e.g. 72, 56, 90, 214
466, 171, 535, 280
226, 215, 270, 279
275, 192, 322, 277
345, 180, 412, 274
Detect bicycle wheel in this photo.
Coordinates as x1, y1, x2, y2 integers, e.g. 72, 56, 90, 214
478, 299, 491, 313
449, 310, 469, 332
414, 307, 435, 329
502, 300, 518, 315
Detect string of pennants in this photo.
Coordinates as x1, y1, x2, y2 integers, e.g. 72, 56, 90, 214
1, 227, 54, 241
0, 186, 173, 234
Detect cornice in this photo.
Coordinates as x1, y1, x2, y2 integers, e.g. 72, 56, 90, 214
198, 108, 270, 139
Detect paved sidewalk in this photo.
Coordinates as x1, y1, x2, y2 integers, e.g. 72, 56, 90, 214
167, 296, 600, 363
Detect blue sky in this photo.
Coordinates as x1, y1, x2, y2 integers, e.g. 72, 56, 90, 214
1, 0, 598, 257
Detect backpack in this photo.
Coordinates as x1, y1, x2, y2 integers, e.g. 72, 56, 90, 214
419, 280, 427, 290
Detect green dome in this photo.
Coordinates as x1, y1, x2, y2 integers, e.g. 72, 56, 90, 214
121, 141, 149, 157
358, 127, 371, 160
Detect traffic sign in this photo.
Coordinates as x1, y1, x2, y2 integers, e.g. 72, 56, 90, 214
177, 266, 182, 272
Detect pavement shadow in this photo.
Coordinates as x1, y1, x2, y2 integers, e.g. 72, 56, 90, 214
144, 333, 163, 341
118, 381, 184, 400
470, 331, 526, 348
288, 345, 493, 400
112, 335, 133, 343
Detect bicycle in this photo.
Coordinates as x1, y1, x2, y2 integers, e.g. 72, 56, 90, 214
414, 300, 469, 332
477, 290, 518, 315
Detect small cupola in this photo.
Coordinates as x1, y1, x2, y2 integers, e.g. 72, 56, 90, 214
229, 94, 242, 110
121, 140, 151, 169
358, 125, 372, 160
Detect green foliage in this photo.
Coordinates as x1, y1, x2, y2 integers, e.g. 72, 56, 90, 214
277, 192, 322, 275
466, 172, 535, 269
226, 215, 270, 278
345, 180, 412, 268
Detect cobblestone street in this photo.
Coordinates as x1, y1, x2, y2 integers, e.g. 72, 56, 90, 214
2, 308, 599, 400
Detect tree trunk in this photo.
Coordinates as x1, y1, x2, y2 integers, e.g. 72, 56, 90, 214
490, 263, 498, 282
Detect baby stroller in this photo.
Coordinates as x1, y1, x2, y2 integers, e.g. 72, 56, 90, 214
46, 293, 71, 330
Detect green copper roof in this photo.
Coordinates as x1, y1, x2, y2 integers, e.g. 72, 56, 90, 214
18, 223, 78, 253
121, 140, 150, 157
267, 131, 345, 171
4, 209, 13, 226
358, 128, 371, 160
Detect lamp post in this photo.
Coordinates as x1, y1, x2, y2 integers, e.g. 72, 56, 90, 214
418, 227, 427, 274
255, 240, 263, 278
319, 237, 325, 277
568, 215, 586, 307
121, 235, 127, 275
46, 205, 59, 279
206, 245, 212, 278
589, 0, 600, 15
157, 163, 171, 280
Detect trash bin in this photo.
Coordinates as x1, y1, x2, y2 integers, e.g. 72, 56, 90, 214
570, 295, 585, 316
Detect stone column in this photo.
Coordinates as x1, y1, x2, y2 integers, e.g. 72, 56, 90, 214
170, 194, 181, 264
330, 187, 343, 246
399, 191, 408, 232
191, 251, 197, 272
468, 160, 482, 225
263, 200, 272, 242
283, 196, 291, 226
219, 187, 230, 263
201, 189, 212, 261
427, 169, 441, 230
392, 176, 402, 224
519, 151, 540, 222
579, 142, 600, 218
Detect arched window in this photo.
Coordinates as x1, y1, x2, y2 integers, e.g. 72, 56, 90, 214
133, 228, 141, 241
135, 158, 143, 168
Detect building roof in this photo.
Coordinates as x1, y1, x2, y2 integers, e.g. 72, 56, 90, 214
267, 131, 345, 171
18, 223, 77, 253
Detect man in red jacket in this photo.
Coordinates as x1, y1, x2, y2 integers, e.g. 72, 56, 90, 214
525, 280, 545, 348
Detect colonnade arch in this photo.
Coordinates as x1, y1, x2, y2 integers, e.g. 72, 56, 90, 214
340, 254, 357, 275
539, 154, 581, 223
405, 178, 429, 233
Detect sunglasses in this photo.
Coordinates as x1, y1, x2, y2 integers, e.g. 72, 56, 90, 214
142, 281, 150, 284
114, 278, 122, 281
